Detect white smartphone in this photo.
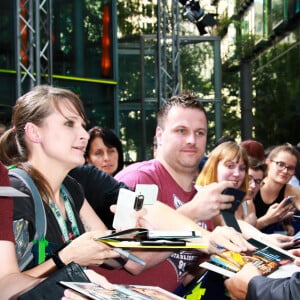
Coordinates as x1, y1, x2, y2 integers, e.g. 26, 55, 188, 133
135, 184, 158, 205
112, 188, 144, 230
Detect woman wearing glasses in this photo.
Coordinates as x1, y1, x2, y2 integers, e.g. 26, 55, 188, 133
235, 157, 266, 227
253, 143, 300, 235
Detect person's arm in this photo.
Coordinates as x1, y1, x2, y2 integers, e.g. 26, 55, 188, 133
225, 249, 300, 300
25, 199, 119, 278
177, 181, 237, 222
79, 199, 108, 232
69, 165, 129, 229
237, 219, 294, 248
0, 241, 42, 299
122, 201, 256, 275
256, 201, 294, 230
285, 184, 300, 211
246, 272, 300, 300
235, 200, 257, 227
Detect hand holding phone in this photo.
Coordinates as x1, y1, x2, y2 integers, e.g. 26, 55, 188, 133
221, 187, 246, 213
220, 188, 245, 232
113, 188, 144, 230
112, 185, 158, 231
135, 184, 158, 205
282, 195, 296, 207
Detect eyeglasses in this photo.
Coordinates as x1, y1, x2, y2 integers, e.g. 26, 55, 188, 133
271, 160, 296, 174
249, 175, 263, 186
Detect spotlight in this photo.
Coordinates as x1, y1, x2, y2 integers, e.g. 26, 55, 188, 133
178, 0, 187, 5
196, 13, 217, 35
183, 0, 204, 23
179, 0, 217, 35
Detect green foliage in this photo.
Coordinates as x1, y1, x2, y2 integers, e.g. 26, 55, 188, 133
180, 43, 214, 94
117, 1, 157, 36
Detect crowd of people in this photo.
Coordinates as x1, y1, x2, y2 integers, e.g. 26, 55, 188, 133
0, 85, 300, 300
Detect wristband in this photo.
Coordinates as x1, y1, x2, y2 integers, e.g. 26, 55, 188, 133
51, 251, 66, 269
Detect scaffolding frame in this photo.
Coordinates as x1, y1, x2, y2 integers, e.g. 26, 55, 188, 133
156, 0, 222, 138
157, 0, 181, 107
15, 0, 53, 97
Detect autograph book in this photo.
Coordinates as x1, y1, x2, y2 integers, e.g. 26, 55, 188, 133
200, 237, 299, 279
60, 281, 183, 300
95, 228, 208, 249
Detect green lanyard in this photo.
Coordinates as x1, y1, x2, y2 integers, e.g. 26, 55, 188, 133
49, 186, 80, 244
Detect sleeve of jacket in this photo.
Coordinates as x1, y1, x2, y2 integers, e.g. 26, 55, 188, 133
69, 164, 130, 229
246, 272, 300, 300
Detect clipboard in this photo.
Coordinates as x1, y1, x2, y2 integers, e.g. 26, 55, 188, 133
95, 228, 208, 249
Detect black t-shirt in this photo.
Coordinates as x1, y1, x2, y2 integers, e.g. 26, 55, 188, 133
10, 174, 86, 269
69, 164, 130, 229
253, 185, 286, 218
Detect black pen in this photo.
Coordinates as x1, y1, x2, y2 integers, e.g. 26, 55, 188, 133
140, 240, 186, 246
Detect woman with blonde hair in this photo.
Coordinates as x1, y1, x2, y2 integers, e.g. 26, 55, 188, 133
196, 141, 249, 228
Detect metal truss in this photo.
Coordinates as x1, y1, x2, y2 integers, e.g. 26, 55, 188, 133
15, 0, 53, 97
157, 0, 181, 107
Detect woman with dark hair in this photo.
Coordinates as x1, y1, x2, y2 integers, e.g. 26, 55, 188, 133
85, 127, 124, 176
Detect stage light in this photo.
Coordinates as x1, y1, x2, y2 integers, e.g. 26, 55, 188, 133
183, 0, 204, 23
196, 13, 217, 35
179, 0, 217, 35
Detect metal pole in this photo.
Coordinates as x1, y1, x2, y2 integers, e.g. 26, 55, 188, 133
35, 0, 41, 85
140, 36, 146, 160
214, 37, 222, 140
15, 0, 21, 98
240, 60, 253, 139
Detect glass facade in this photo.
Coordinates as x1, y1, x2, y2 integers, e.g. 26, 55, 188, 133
253, 28, 300, 145
219, 0, 300, 145
0, 0, 117, 129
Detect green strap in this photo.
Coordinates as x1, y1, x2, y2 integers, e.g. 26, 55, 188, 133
33, 236, 49, 264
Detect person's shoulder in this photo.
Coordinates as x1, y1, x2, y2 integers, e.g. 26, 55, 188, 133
115, 159, 158, 176
70, 164, 106, 177
289, 176, 300, 189
286, 183, 300, 197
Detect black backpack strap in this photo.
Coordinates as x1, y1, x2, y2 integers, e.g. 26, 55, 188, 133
9, 168, 47, 270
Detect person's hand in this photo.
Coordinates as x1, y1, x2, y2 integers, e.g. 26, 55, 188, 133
288, 249, 300, 266
180, 181, 238, 222
260, 233, 294, 249
84, 269, 114, 289
282, 223, 295, 236
208, 226, 256, 253
62, 289, 87, 300
110, 204, 148, 229
59, 231, 120, 266
61, 269, 114, 300
262, 201, 295, 227
224, 263, 261, 300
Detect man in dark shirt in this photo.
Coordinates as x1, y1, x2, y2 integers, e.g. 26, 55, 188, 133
224, 253, 300, 300
69, 164, 129, 229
